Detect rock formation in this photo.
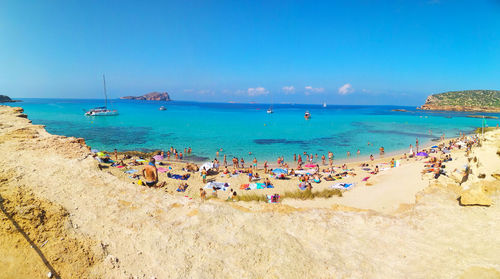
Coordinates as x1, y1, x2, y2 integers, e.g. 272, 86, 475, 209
418, 90, 500, 112
0, 95, 21, 103
120, 92, 171, 101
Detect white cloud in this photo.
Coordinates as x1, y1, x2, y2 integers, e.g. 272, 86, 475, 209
197, 89, 215, 95
247, 87, 269, 96
282, 85, 295, 94
338, 83, 354, 95
304, 86, 325, 95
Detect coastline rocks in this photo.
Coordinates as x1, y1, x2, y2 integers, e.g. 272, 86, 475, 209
120, 92, 171, 101
0, 95, 21, 103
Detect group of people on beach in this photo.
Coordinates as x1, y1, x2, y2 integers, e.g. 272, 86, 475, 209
90, 130, 484, 204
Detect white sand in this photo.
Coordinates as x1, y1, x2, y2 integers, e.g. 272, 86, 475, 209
1, 105, 500, 278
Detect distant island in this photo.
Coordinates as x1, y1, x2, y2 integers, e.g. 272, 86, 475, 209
418, 90, 500, 112
121, 92, 171, 101
0, 95, 21, 103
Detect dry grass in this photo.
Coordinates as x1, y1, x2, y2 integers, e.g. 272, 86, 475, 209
236, 188, 342, 202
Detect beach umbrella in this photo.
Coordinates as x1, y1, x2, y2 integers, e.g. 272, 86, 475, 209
97, 152, 106, 157
273, 168, 288, 174
431, 145, 438, 148
416, 152, 428, 157
153, 155, 163, 161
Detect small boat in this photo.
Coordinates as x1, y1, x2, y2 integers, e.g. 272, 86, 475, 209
304, 111, 311, 120
323, 102, 327, 108
85, 75, 118, 116
266, 107, 273, 114
159, 106, 167, 111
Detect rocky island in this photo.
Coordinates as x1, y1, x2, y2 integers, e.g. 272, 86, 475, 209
0, 94, 21, 103
418, 90, 500, 112
120, 92, 171, 101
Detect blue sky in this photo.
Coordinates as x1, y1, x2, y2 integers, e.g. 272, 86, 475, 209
1, 0, 499, 105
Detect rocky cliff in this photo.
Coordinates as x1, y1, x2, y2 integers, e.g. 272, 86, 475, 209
419, 90, 500, 112
120, 92, 171, 101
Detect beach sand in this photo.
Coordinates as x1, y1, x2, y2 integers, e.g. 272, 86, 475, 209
1, 105, 500, 278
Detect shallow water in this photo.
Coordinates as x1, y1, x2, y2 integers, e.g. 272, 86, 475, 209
6, 98, 500, 162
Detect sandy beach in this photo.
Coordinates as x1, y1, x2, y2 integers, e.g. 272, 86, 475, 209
1, 105, 500, 278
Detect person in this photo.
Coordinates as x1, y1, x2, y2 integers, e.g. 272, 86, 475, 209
200, 188, 206, 201
240, 158, 245, 168
214, 158, 220, 171
248, 169, 253, 182
306, 182, 313, 191
232, 190, 238, 201
409, 144, 413, 155
188, 147, 192, 154
201, 167, 207, 183
264, 178, 272, 187
294, 154, 297, 161
264, 161, 268, 173
141, 158, 165, 187
379, 146, 385, 156
416, 138, 419, 153
357, 149, 360, 156
370, 154, 374, 161
223, 154, 227, 167
253, 158, 257, 170
321, 154, 326, 165
216, 150, 219, 157
347, 151, 351, 157
114, 149, 118, 161
374, 165, 379, 174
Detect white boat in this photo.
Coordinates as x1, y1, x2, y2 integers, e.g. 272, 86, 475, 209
159, 106, 167, 111
304, 111, 311, 120
323, 102, 327, 108
85, 75, 118, 116
266, 107, 273, 114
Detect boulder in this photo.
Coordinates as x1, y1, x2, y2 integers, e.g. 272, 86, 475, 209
460, 184, 492, 206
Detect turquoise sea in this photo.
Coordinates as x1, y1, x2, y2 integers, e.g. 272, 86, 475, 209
5, 99, 500, 162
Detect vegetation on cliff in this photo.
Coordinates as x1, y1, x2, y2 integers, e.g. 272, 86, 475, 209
420, 90, 500, 112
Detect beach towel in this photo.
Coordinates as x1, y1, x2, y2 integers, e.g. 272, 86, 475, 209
169, 174, 190, 180
204, 182, 230, 191
273, 168, 288, 174
240, 184, 249, 190
362, 176, 370, 181
330, 182, 355, 190
124, 169, 138, 174
157, 167, 168, 173
267, 194, 280, 203
298, 182, 307, 190
116, 165, 124, 168
305, 164, 316, 168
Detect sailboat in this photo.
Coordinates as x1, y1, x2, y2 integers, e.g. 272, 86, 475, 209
322, 101, 327, 108
85, 75, 119, 116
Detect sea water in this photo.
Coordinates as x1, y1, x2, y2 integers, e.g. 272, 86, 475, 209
5, 98, 500, 162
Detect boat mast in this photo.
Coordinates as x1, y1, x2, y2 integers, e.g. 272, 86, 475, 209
103, 74, 108, 109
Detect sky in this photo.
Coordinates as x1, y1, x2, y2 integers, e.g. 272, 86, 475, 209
1, 0, 499, 105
